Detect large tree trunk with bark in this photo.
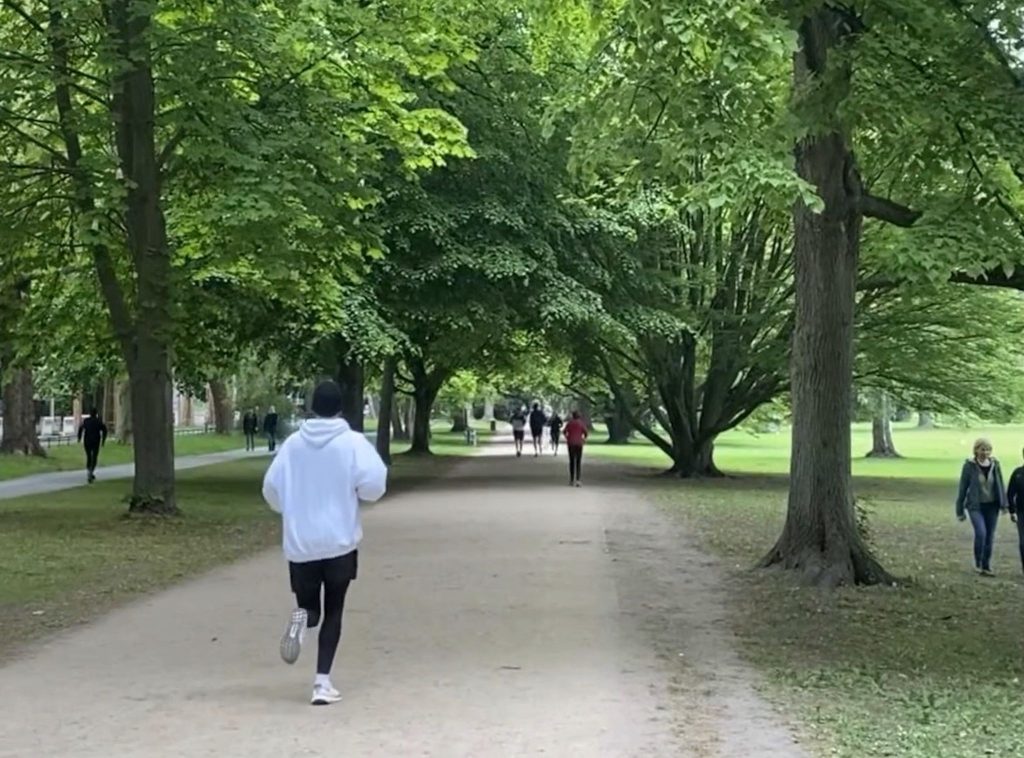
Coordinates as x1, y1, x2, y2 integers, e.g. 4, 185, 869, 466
208, 379, 233, 435
115, 378, 132, 443
0, 368, 44, 457
377, 358, 396, 465
113, 4, 177, 515
450, 406, 468, 433
336, 355, 364, 432
410, 391, 433, 454
605, 397, 633, 444
408, 359, 445, 455
49, 2, 176, 513
667, 438, 724, 478
760, 10, 895, 586
866, 392, 900, 458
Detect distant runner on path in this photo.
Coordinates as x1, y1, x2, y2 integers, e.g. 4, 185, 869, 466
77, 408, 108, 484
529, 403, 547, 457
549, 411, 563, 456
510, 407, 527, 457
262, 380, 388, 706
564, 411, 589, 487
263, 406, 279, 452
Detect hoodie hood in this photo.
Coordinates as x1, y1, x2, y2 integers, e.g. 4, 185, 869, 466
299, 417, 351, 449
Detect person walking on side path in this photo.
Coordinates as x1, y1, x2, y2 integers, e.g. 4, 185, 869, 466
529, 403, 547, 457
549, 411, 563, 456
243, 408, 259, 451
77, 408, 108, 484
564, 410, 589, 487
264, 405, 279, 452
262, 380, 388, 706
1007, 448, 1024, 574
956, 438, 1008, 576
510, 406, 527, 457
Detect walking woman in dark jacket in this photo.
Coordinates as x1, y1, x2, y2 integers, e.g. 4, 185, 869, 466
956, 438, 1008, 576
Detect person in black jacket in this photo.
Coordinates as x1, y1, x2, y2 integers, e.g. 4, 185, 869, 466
264, 406, 280, 452
77, 408, 108, 483
243, 408, 260, 451
1006, 448, 1024, 574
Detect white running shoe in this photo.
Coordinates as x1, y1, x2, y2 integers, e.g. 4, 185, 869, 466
311, 683, 342, 706
574, 481, 582, 488
280, 608, 307, 665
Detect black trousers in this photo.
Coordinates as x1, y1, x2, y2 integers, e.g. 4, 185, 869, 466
289, 551, 357, 675
84, 444, 100, 473
568, 445, 583, 482
267, 431, 277, 451
245, 431, 256, 450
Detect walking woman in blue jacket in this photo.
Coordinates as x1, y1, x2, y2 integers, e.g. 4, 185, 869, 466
956, 438, 1009, 576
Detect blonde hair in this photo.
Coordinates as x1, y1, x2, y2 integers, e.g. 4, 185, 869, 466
973, 438, 993, 455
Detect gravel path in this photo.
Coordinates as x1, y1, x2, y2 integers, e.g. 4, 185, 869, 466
0, 442, 806, 757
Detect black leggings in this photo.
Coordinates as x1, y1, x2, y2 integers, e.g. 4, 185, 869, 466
84, 444, 100, 472
568, 445, 583, 482
289, 552, 357, 675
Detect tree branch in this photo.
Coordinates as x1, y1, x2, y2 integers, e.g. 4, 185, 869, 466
860, 194, 921, 227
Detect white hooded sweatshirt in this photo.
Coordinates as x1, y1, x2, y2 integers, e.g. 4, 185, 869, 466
262, 417, 387, 563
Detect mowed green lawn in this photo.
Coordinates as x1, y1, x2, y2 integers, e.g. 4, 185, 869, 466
0, 432, 250, 481
0, 432, 470, 661
588, 421, 1024, 480
596, 423, 1024, 757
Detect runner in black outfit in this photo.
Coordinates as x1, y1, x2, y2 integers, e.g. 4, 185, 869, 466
528, 403, 547, 458
77, 408, 108, 483
549, 412, 563, 456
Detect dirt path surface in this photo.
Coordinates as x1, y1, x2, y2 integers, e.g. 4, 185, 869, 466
0, 441, 806, 757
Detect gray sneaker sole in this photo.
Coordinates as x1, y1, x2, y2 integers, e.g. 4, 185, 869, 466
280, 609, 307, 665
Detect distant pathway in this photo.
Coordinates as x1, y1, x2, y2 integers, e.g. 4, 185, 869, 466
0, 440, 806, 757
0, 448, 264, 501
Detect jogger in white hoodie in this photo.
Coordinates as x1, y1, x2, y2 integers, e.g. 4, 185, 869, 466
262, 380, 388, 705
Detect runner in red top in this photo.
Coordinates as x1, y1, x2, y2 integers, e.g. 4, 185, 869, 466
563, 411, 589, 487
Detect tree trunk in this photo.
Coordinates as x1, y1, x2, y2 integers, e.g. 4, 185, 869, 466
483, 396, 495, 423
761, 11, 893, 587
866, 392, 900, 458
410, 390, 433, 454
72, 395, 83, 433
667, 438, 724, 478
450, 406, 468, 433
392, 397, 409, 441
208, 379, 233, 435
0, 368, 44, 457
377, 358, 396, 465
182, 394, 194, 427
605, 398, 633, 444
115, 378, 132, 443
408, 360, 444, 455
336, 357, 364, 432
917, 411, 934, 428
112, 3, 176, 514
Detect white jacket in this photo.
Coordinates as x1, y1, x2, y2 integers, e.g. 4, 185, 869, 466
262, 417, 387, 563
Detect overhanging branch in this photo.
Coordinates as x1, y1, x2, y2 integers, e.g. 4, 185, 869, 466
860, 194, 921, 227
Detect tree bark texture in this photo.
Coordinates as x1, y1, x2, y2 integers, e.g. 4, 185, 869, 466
408, 358, 446, 455
336, 356, 364, 432
0, 368, 44, 456
208, 379, 233, 434
866, 392, 900, 458
760, 10, 893, 586
377, 358, 396, 465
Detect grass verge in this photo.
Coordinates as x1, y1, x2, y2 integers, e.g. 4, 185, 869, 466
0, 432, 248, 481
0, 449, 460, 662
646, 469, 1024, 757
